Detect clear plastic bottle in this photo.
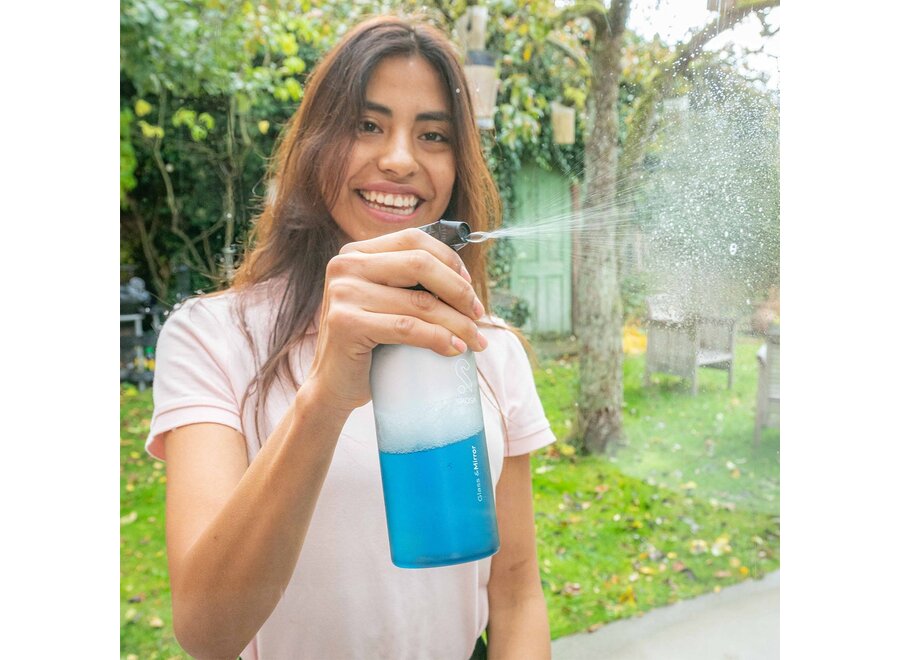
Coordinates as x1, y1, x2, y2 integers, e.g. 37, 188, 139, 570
369, 221, 499, 568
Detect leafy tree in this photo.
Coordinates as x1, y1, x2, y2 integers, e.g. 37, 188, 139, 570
120, 0, 335, 300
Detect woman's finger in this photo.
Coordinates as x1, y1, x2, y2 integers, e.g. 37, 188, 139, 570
344, 280, 486, 352
340, 227, 471, 283
326, 249, 483, 321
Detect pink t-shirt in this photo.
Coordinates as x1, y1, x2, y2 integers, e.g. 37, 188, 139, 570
147, 279, 555, 660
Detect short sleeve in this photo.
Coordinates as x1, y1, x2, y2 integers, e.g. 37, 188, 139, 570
478, 322, 556, 457
145, 299, 243, 461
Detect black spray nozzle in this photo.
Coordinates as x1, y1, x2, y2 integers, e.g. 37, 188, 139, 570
417, 219, 471, 251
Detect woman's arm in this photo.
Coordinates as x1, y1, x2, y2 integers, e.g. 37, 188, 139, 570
165, 379, 349, 659
486, 453, 551, 660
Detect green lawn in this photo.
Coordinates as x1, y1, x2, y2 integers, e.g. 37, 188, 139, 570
530, 335, 780, 637
120, 335, 779, 656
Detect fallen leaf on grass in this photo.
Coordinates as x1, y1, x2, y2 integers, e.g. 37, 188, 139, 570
619, 586, 636, 604
149, 615, 164, 628
121, 511, 138, 526
689, 539, 708, 555
562, 582, 582, 595
714, 570, 732, 579
587, 622, 604, 633
711, 535, 732, 556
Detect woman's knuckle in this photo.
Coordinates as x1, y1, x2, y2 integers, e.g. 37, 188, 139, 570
411, 289, 436, 312
328, 278, 356, 303
339, 241, 360, 255
326, 255, 349, 277
394, 316, 416, 336
407, 251, 427, 274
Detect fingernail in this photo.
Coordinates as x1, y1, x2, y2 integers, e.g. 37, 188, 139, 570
473, 298, 485, 319
451, 336, 467, 354
477, 332, 488, 350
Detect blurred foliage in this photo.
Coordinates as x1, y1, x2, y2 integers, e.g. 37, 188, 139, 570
490, 286, 531, 328
120, 0, 342, 300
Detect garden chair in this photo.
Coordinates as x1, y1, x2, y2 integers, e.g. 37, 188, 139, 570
754, 325, 780, 445
643, 294, 736, 395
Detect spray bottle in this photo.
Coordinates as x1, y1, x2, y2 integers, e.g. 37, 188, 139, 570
369, 220, 499, 568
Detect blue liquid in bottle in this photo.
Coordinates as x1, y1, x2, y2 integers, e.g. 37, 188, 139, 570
378, 429, 499, 568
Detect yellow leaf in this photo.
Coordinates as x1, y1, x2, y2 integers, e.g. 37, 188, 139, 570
523, 43, 533, 62
711, 535, 732, 556
134, 99, 152, 117
258, 120, 270, 134
622, 324, 647, 355
121, 511, 138, 526
559, 443, 576, 457
149, 615, 164, 628
638, 566, 656, 575
689, 539, 708, 554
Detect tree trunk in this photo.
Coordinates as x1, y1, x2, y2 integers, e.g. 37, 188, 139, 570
576, 2, 628, 454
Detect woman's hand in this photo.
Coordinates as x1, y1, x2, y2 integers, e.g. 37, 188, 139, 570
304, 228, 487, 415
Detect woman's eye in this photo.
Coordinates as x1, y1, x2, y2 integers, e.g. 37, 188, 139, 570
422, 132, 448, 142
359, 120, 379, 133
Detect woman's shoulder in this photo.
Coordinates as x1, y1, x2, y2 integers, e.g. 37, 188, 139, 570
162, 279, 283, 339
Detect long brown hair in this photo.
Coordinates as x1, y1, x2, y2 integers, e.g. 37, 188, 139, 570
231, 15, 503, 429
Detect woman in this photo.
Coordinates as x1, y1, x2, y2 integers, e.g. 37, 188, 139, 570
148, 15, 555, 660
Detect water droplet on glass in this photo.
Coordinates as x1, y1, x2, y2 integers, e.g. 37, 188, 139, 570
729, 243, 738, 255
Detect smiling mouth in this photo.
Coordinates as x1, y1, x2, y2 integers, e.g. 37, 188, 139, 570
357, 189, 423, 217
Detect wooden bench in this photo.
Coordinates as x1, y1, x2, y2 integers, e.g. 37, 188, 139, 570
643, 295, 736, 395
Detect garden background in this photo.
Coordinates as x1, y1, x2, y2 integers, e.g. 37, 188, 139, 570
120, 0, 782, 657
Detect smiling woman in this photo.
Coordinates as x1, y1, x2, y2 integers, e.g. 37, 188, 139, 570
145, 13, 555, 660
330, 55, 457, 240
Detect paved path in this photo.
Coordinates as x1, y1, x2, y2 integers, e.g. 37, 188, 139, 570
550, 571, 779, 659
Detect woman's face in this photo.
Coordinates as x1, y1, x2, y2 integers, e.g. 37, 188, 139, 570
329, 55, 457, 243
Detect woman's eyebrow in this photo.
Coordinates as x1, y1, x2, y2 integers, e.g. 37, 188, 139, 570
364, 101, 451, 123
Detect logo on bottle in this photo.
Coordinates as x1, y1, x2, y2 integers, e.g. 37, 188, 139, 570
455, 357, 475, 395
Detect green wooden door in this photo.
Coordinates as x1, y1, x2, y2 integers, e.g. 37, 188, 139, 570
509, 163, 572, 334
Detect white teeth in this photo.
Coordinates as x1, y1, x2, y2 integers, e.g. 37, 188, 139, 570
359, 190, 419, 209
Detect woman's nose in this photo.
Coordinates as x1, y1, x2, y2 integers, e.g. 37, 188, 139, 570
377, 134, 419, 178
